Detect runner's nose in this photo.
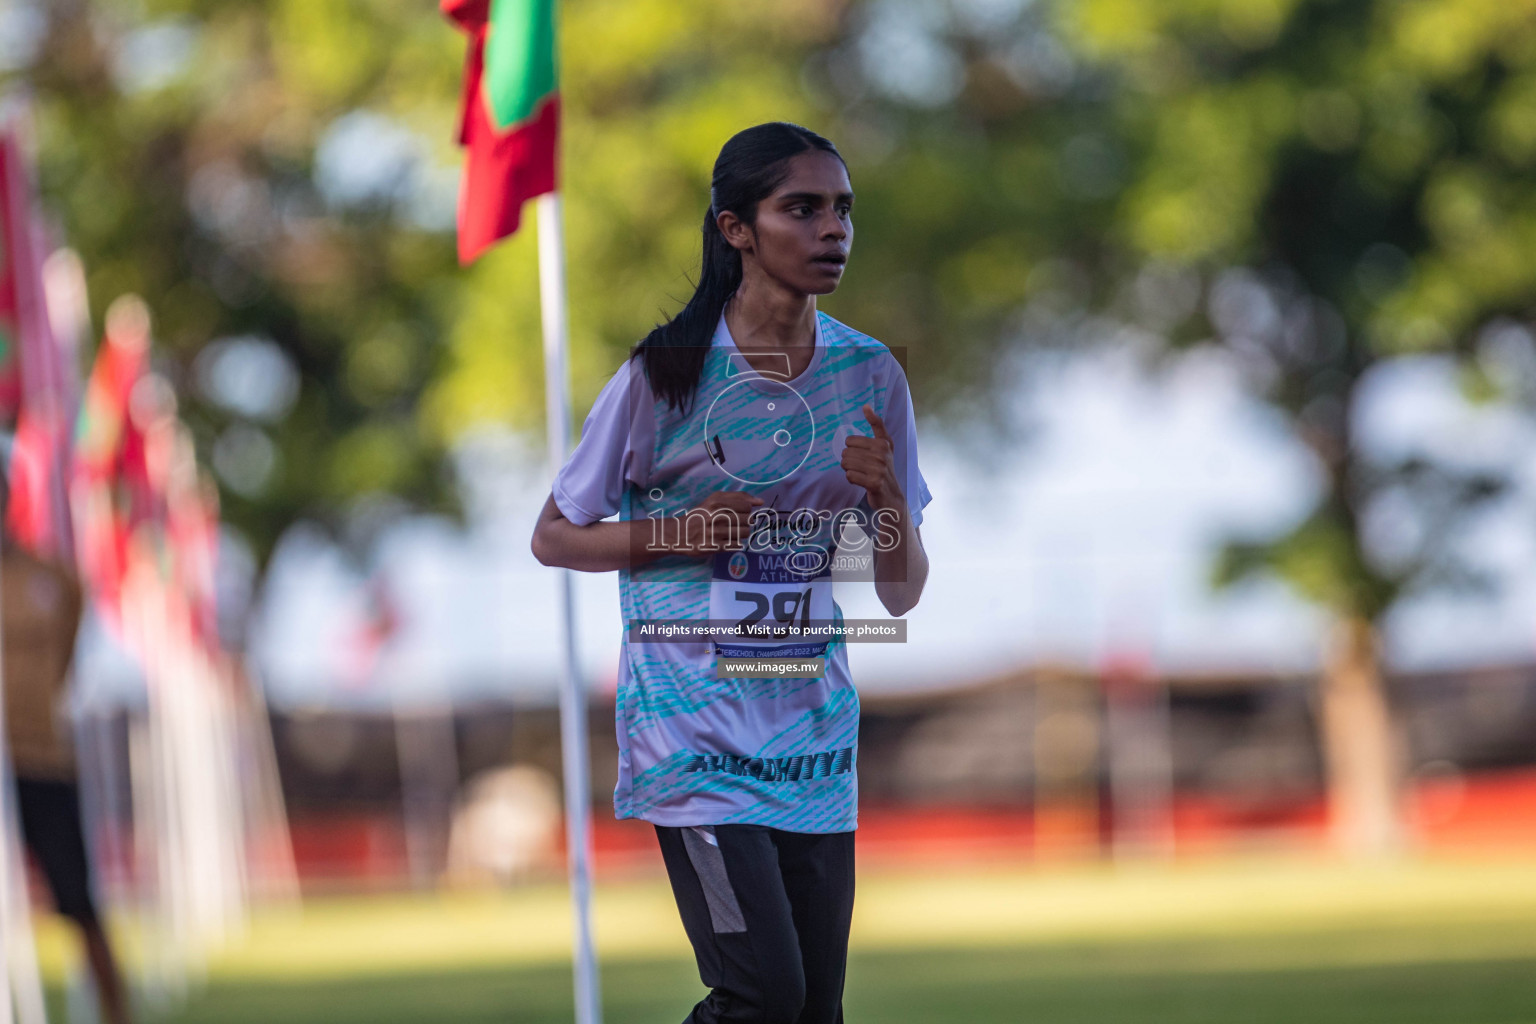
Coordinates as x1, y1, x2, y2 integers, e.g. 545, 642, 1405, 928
819, 210, 846, 242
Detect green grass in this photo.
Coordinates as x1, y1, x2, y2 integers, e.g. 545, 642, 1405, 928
35, 855, 1536, 1023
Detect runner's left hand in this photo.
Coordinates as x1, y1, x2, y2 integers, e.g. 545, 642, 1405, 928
841, 404, 904, 510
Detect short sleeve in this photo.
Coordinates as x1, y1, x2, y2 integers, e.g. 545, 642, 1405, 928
874, 355, 933, 527
552, 360, 654, 526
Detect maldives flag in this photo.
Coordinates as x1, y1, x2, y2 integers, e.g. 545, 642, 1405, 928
0, 202, 20, 419
0, 128, 32, 421
443, 0, 559, 264
71, 299, 152, 639
1, 126, 76, 557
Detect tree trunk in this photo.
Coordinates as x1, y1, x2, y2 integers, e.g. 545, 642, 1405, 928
1319, 617, 1404, 856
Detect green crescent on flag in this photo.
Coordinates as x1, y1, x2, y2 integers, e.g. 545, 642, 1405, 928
484, 0, 557, 129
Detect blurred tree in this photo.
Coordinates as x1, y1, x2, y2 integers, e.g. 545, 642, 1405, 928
6, 0, 1117, 651
5, 0, 1117, 581
1050, 0, 1536, 853
7, 0, 469, 580
808, 0, 1130, 434
432, 0, 850, 434
2, 1, 858, 597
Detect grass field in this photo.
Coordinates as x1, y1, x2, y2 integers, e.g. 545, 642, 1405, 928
32, 855, 1536, 1023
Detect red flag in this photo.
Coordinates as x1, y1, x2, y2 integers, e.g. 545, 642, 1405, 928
443, 0, 559, 263
6, 411, 57, 549
0, 132, 27, 418
0, 124, 76, 557
71, 297, 152, 638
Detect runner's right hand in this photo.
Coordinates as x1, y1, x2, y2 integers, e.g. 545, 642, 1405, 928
680, 491, 764, 557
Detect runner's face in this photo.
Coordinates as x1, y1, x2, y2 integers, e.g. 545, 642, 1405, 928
740, 151, 853, 296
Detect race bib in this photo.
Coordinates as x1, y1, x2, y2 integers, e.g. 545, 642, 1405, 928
710, 530, 834, 659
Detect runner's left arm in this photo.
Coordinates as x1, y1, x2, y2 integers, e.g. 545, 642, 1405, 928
841, 403, 929, 616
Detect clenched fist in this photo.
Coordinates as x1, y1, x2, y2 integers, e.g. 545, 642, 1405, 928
841, 404, 904, 511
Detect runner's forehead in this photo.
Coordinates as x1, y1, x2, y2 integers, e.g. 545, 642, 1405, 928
768, 152, 853, 203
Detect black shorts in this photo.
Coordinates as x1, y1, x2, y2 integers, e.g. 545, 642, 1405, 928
656, 824, 855, 1024
15, 777, 99, 925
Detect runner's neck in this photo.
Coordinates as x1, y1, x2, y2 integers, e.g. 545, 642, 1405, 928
724, 283, 817, 353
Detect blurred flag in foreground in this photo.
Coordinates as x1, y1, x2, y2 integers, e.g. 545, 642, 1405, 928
443, 0, 559, 263
0, 124, 77, 557
71, 297, 152, 640
0, 136, 26, 417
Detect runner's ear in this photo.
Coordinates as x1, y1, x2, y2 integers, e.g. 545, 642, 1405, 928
717, 209, 754, 252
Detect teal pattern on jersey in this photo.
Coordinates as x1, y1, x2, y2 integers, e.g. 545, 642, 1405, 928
612, 312, 905, 833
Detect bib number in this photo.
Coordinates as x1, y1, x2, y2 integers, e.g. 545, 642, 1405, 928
711, 547, 833, 658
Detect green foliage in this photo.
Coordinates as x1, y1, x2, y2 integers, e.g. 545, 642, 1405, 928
1064, 0, 1536, 619
427, 0, 841, 440
11, 0, 896, 571
9, 0, 1121, 573
10, 0, 468, 566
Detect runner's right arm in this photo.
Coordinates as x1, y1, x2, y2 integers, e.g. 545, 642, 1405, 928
531, 491, 762, 572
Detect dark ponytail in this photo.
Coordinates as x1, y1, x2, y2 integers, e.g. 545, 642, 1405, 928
634, 122, 844, 413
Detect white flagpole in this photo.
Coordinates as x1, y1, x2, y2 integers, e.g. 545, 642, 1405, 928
536, 191, 602, 1024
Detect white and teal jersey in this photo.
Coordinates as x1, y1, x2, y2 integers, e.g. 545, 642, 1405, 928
552, 310, 931, 833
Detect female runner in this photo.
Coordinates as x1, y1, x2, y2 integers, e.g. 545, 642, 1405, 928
532, 121, 931, 1024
